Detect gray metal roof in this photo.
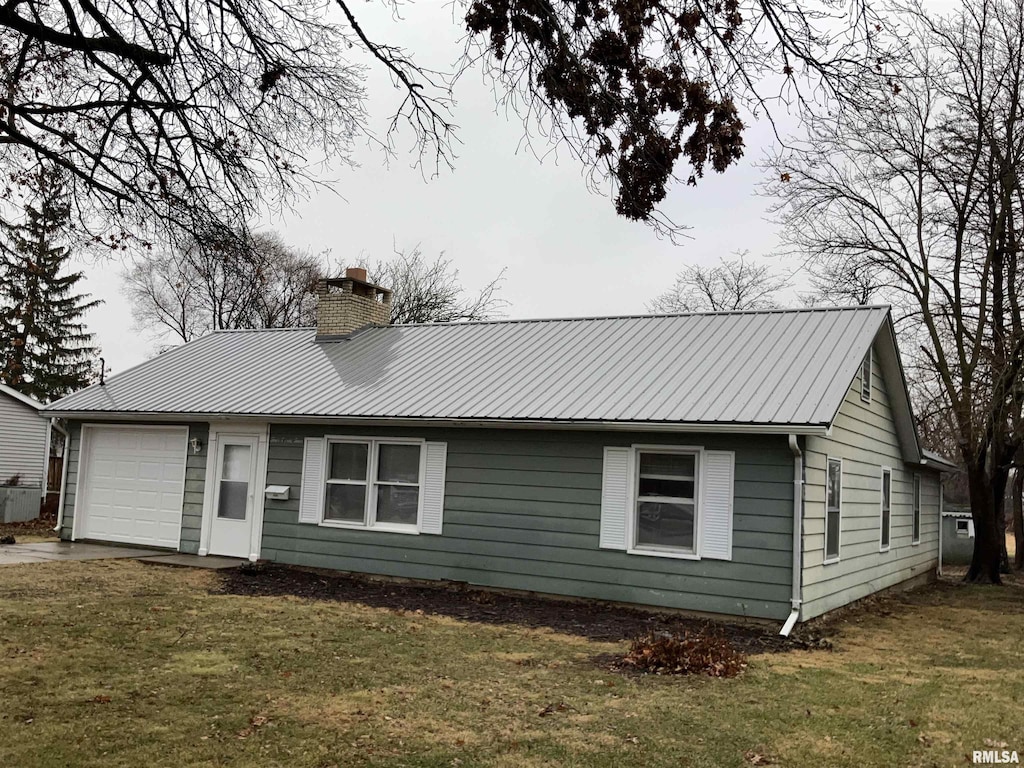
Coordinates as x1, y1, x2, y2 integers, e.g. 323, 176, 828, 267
921, 448, 959, 472
47, 306, 891, 428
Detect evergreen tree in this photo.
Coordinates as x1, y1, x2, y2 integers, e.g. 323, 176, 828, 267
0, 167, 100, 402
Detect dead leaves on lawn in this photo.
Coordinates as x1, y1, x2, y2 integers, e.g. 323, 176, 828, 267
236, 712, 271, 739
537, 701, 579, 717
621, 630, 747, 677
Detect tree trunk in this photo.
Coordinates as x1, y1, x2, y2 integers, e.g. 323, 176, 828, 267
1014, 469, 1023, 570
993, 465, 1012, 575
965, 464, 1003, 584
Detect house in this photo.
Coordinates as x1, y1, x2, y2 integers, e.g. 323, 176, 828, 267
0, 383, 57, 523
45, 269, 957, 631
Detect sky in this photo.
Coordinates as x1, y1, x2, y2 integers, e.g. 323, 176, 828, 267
79, 2, 803, 376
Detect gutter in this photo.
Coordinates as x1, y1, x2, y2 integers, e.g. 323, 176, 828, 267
41, 411, 834, 436
781, 434, 804, 637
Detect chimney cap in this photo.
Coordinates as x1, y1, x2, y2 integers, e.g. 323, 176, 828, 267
324, 268, 392, 297
345, 267, 367, 282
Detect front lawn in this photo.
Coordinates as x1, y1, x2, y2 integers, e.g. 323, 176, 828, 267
0, 560, 1021, 767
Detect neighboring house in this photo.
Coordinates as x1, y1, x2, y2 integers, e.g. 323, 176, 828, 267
0, 383, 55, 523
940, 507, 974, 567
45, 269, 957, 630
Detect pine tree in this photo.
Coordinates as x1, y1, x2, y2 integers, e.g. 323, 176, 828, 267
0, 167, 101, 402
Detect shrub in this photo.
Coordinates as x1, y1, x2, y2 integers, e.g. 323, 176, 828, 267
622, 629, 747, 677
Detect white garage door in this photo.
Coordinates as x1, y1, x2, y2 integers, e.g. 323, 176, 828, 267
78, 426, 188, 549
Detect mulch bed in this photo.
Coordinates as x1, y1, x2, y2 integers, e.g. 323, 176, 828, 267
215, 563, 831, 654
0, 505, 58, 542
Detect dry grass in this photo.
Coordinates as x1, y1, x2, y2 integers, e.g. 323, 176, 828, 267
1, 560, 1022, 767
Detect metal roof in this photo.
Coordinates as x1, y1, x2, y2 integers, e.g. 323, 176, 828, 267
47, 305, 891, 429
0, 382, 44, 412
921, 448, 959, 472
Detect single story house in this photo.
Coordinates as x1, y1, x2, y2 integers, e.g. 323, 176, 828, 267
0, 383, 57, 523
45, 269, 956, 631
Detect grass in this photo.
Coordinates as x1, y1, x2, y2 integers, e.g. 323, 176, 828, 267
1, 561, 1022, 768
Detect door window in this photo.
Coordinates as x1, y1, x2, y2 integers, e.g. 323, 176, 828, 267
217, 443, 252, 520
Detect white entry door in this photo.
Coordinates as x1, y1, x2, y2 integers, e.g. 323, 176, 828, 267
207, 435, 259, 558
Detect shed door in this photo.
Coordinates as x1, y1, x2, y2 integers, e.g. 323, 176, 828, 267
78, 426, 188, 549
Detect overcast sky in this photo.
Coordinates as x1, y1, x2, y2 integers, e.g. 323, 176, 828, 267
80, 2, 804, 375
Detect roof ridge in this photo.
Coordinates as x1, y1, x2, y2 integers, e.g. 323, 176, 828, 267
211, 326, 314, 334
386, 304, 890, 329
197, 305, 891, 336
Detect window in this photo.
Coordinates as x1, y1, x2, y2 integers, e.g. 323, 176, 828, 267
634, 450, 698, 555
912, 474, 922, 544
825, 458, 842, 562
880, 468, 892, 550
323, 440, 422, 530
956, 519, 971, 537
861, 352, 872, 402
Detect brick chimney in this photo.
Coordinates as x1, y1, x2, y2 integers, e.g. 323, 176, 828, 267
316, 267, 392, 339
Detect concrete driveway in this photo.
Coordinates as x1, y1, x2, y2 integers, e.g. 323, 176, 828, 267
0, 541, 242, 569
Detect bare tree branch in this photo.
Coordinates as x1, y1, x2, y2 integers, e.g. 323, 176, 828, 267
648, 251, 790, 313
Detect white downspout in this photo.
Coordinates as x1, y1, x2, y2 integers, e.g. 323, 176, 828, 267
937, 483, 944, 577
781, 434, 804, 637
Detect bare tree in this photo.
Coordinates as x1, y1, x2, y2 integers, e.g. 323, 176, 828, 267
800, 256, 886, 307
648, 252, 790, 313
0, 0, 371, 253
766, 0, 1024, 583
1, 0, 883, 245
123, 231, 327, 343
365, 246, 507, 325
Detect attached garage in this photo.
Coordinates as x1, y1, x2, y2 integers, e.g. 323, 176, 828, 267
74, 425, 188, 549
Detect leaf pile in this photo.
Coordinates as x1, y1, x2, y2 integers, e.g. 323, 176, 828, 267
622, 630, 746, 677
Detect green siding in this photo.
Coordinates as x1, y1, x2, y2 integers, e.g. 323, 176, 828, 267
801, 344, 940, 620
60, 421, 208, 554
262, 425, 795, 620
59, 423, 80, 540
179, 424, 209, 554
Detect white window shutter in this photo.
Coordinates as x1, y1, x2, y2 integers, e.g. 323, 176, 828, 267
600, 447, 631, 550
700, 450, 735, 560
298, 437, 325, 524
419, 442, 447, 535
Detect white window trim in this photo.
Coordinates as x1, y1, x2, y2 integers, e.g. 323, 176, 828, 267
861, 352, 872, 403
625, 444, 703, 561
911, 473, 922, 546
824, 456, 842, 565
319, 435, 426, 535
879, 466, 892, 552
